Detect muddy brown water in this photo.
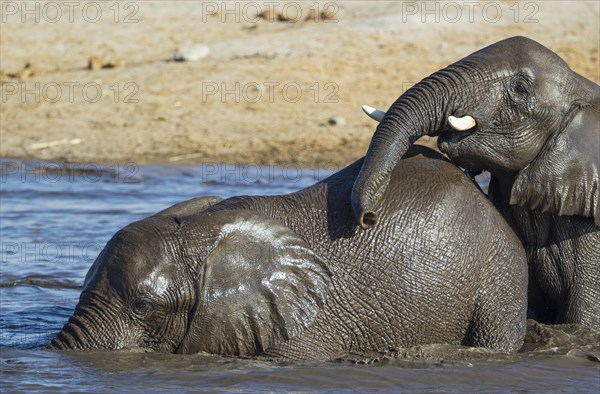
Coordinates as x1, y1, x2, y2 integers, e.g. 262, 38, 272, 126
1, 159, 598, 393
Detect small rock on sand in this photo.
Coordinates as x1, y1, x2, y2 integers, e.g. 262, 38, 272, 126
2, 62, 39, 80
257, 7, 279, 22
88, 56, 105, 71
278, 7, 302, 22
88, 56, 126, 70
174, 45, 210, 62
328, 116, 347, 126
321, 8, 338, 21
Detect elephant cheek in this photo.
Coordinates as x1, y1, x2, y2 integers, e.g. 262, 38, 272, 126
147, 319, 189, 353
174, 332, 201, 354
438, 135, 484, 170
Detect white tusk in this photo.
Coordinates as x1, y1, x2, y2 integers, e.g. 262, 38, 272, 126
362, 105, 386, 123
448, 115, 476, 131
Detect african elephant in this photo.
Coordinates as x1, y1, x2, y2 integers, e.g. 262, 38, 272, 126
355, 36, 599, 328
50, 148, 528, 359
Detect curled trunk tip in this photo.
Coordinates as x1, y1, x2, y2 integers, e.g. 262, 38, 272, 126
358, 210, 378, 229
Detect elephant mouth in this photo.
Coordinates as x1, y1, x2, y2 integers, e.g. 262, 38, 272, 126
437, 128, 477, 153
436, 126, 488, 174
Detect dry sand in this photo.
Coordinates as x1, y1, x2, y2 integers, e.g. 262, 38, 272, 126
1, 1, 599, 168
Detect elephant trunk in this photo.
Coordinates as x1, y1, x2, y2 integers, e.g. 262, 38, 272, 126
49, 305, 118, 350
351, 64, 474, 228
49, 315, 96, 350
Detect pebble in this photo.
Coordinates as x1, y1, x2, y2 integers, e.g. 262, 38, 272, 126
257, 7, 278, 21
174, 44, 210, 62
88, 56, 104, 71
107, 59, 127, 68
305, 7, 338, 22
4, 62, 39, 80
88, 56, 125, 70
328, 116, 346, 126
305, 8, 318, 22
17, 68, 33, 80
278, 8, 301, 22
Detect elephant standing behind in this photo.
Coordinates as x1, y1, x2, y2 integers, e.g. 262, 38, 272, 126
355, 36, 599, 328
50, 149, 528, 359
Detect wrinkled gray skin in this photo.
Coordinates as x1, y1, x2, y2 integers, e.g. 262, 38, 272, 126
50, 148, 528, 359
352, 36, 599, 328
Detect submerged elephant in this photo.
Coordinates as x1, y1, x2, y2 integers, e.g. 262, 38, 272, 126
50, 148, 527, 358
356, 36, 599, 327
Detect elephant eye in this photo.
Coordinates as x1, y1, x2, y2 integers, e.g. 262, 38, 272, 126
131, 298, 154, 316
509, 74, 533, 102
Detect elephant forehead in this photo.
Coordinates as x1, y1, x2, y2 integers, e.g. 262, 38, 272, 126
486, 37, 561, 63
140, 268, 170, 295
94, 221, 179, 292
468, 37, 568, 80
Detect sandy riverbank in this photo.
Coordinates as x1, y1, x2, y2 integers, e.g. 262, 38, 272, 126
1, 1, 598, 167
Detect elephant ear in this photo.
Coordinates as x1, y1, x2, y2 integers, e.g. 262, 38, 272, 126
178, 210, 331, 356
510, 102, 600, 225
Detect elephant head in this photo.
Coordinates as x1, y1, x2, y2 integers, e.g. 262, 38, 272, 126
352, 36, 599, 228
50, 209, 330, 355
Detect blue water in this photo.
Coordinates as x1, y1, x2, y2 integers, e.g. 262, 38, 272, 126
1, 159, 599, 393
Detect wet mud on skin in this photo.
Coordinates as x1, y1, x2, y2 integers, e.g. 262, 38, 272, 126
1, 160, 599, 393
